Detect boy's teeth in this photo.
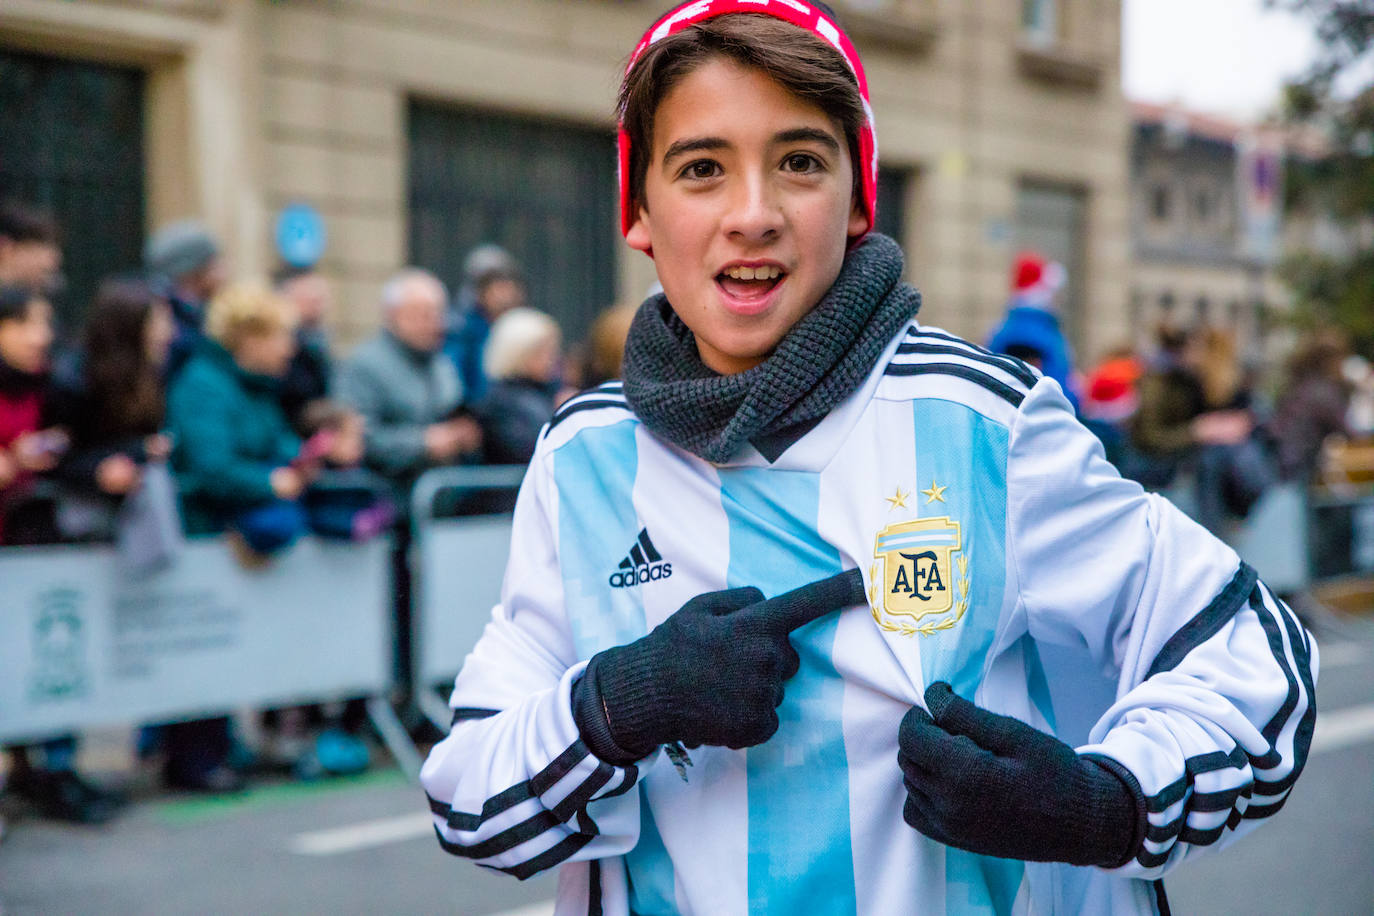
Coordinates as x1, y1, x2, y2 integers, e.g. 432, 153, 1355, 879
724, 266, 779, 280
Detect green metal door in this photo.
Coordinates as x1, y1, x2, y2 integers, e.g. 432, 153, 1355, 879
407, 102, 618, 343
0, 47, 145, 331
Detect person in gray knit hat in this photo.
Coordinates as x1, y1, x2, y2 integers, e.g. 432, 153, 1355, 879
144, 219, 226, 380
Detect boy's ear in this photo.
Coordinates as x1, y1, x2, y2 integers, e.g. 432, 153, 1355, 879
847, 191, 871, 239
626, 204, 653, 254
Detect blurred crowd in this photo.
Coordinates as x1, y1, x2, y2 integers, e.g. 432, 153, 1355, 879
3, 199, 1369, 830
989, 251, 1374, 537
0, 200, 635, 827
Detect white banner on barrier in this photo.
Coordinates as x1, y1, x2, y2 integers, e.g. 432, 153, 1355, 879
0, 537, 391, 744
417, 516, 512, 686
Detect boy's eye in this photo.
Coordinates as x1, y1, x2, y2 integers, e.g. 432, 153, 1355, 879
681, 160, 721, 180
783, 153, 822, 173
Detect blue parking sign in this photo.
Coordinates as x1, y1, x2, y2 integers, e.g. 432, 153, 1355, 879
275, 203, 327, 267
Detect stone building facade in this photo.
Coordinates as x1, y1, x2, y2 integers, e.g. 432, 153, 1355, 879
1, 0, 1131, 358
1127, 101, 1292, 353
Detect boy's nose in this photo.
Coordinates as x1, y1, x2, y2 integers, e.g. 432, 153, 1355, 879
722, 172, 783, 243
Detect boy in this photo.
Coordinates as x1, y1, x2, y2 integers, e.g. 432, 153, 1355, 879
420, 4, 1315, 914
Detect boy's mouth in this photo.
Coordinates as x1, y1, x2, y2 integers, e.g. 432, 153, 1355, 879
715, 263, 787, 307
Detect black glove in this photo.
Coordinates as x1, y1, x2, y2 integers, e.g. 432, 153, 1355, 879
573, 569, 865, 765
898, 682, 1146, 868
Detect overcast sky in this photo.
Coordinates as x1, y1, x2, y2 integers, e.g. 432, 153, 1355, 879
1122, 0, 1319, 120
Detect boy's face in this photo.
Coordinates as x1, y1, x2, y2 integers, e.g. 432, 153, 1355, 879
626, 58, 869, 375
0, 297, 54, 375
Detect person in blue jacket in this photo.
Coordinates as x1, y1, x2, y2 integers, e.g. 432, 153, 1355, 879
988, 251, 1079, 412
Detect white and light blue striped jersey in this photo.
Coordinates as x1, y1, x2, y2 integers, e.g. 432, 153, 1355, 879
420, 322, 1317, 916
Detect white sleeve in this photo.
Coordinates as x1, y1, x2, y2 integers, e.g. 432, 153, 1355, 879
1007, 379, 1318, 877
419, 443, 643, 878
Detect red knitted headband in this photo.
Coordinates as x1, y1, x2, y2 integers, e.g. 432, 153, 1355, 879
617, 0, 878, 240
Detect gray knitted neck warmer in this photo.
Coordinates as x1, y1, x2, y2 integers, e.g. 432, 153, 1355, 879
623, 233, 920, 464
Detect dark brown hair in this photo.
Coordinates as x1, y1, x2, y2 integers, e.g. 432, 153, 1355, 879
83, 277, 165, 437
1286, 329, 1350, 387
618, 13, 865, 216
0, 200, 59, 245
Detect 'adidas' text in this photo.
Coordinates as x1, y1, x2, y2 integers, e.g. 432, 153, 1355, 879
609, 528, 673, 589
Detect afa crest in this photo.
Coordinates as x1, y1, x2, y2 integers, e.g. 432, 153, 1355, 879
869, 516, 969, 638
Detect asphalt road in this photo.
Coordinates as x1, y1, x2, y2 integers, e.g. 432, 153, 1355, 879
2, 612, 1371, 916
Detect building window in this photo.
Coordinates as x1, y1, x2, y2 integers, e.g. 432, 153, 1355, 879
1021, 0, 1059, 44
1159, 291, 1176, 312
1150, 184, 1171, 222
1195, 296, 1210, 322
0, 48, 146, 328
407, 102, 616, 343
1192, 187, 1212, 224
1015, 179, 1086, 347
876, 165, 913, 248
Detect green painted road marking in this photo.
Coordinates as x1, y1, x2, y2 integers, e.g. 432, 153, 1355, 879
153, 768, 409, 824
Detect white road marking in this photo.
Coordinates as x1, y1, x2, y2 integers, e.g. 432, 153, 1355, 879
288, 812, 433, 856
1311, 703, 1374, 756
486, 904, 555, 916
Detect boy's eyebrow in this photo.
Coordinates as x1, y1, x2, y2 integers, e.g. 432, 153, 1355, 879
659, 127, 841, 165
661, 136, 730, 163
773, 127, 841, 153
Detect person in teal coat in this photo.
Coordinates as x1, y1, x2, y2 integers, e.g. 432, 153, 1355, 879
167, 281, 309, 552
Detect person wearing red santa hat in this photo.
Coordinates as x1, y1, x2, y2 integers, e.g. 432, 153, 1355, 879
988, 250, 1080, 411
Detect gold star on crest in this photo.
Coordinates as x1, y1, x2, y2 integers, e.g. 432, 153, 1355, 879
921, 480, 948, 504
885, 486, 909, 510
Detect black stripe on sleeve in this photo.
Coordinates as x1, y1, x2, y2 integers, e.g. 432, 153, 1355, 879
1246, 586, 1301, 772
428, 739, 594, 831
1141, 746, 1249, 814
548, 398, 631, 431
1144, 784, 1251, 844
1137, 847, 1171, 869
895, 340, 1040, 388
1252, 585, 1316, 800
439, 826, 596, 880
595, 763, 640, 802
1240, 793, 1292, 821
438, 763, 615, 861
451, 707, 500, 725
1178, 821, 1232, 846
530, 741, 596, 795
908, 327, 1027, 363
1145, 563, 1257, 679
1134, 576, 1315, 866
493, 806, 605, 881
882, 362, 1026, 407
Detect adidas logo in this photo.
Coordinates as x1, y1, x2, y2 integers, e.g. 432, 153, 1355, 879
608, 528, 673, 589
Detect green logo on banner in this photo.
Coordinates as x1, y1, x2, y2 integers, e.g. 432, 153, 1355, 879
28, 586, 89, 703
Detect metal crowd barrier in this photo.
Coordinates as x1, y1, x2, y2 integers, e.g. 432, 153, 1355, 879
408, 465, 526, 734
1160, 477, 1374, 594
1158, 479, 1309, 593
1308, 487, 1374, 582
0, 535, 412, 767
